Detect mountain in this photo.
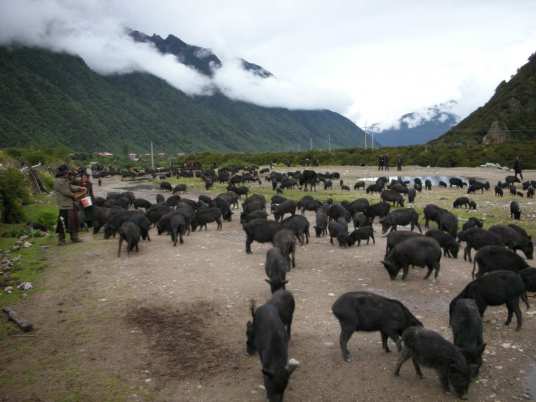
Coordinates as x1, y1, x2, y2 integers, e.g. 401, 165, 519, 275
433, 52, 536, 145
0, 42, 365, 153
130, 30, 223, 77
372, 102, 459, 146
129, 30, 273, 78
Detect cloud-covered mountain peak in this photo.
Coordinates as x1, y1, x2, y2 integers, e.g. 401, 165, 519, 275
371, 101, 460, 146
129, 29, 272, 79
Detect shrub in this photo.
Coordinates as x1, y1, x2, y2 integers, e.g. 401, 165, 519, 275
1, 226, 46, 238
0, 168, 31, 224
219, 159, 247, 169
38, 171, 54, 191
35, 210, 57, 229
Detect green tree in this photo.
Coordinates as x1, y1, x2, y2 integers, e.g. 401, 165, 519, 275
0, 168, 31, 223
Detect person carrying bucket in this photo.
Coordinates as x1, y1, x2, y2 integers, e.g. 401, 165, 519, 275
53, 164, 86, 245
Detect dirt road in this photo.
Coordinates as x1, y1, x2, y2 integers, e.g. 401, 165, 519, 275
1, 166, 535, 402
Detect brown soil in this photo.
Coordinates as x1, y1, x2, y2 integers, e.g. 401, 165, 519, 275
1, 165, 535, 402
124, 302, 237, 380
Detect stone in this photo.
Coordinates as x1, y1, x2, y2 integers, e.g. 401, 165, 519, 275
17, 282, 32, 291
482, 120, 510, 145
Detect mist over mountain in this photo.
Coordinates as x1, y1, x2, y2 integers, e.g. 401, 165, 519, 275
0, 29, 367, 153
371, 101, 459, 146
129, 30, 273, 79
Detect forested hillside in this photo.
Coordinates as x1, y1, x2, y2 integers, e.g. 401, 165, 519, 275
433, 52, 536, 145
0, 46, 365, 153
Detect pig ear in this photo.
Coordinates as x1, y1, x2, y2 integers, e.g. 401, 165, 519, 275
282, 280, 289, 285
479, 343, 487, 354
265, 279, 272, 285
262, 369, 274, 378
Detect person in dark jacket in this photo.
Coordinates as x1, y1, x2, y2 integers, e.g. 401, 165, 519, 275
53, 165, 85, 245
396, 156, 402, 171
514, 156, 523, 180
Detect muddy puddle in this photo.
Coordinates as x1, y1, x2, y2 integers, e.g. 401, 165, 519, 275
357, 175, 481, 186
114, 184, 158, 192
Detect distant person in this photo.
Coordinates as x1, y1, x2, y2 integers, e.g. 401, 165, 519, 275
396, 156, 402, 171
98, 178, 102, 186
378, 155, 384, 171
384, 154, 389, 171
53, 164, 85, 245
513, 156, 523, 180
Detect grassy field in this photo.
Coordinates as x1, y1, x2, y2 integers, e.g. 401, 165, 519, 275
0, 195, 57, 339
156, 175, 536, 238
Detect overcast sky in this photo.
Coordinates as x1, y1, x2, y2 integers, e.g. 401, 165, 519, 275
1, 0, 536, 129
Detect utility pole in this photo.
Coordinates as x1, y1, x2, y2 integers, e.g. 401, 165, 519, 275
310, 137, 313, 150
328, 134, 332, 152
364, 124, 367, 150
150, 141, 154, 170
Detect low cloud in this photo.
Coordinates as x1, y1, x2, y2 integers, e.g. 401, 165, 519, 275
213, 57, 351, 110
369, 101, 460, 132
0, 0, 348, 111
0, 0, 213, 96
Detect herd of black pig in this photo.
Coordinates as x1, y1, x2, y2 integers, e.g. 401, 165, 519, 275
90, 170, 535, 401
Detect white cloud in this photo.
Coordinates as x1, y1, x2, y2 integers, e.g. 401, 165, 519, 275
0, 0, 535, 127
212, 57, 351, 110
0, 0, 213, 95
0, 0, 346, 110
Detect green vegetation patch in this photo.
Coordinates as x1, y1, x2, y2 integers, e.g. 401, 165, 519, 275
172, 141, 536, 170
0, 234, 53, 338
0, 193, 57, 338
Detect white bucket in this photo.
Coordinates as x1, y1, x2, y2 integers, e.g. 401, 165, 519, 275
80, 196, 93, 208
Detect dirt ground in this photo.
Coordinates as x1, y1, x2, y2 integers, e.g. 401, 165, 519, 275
1, 165, 536, 402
